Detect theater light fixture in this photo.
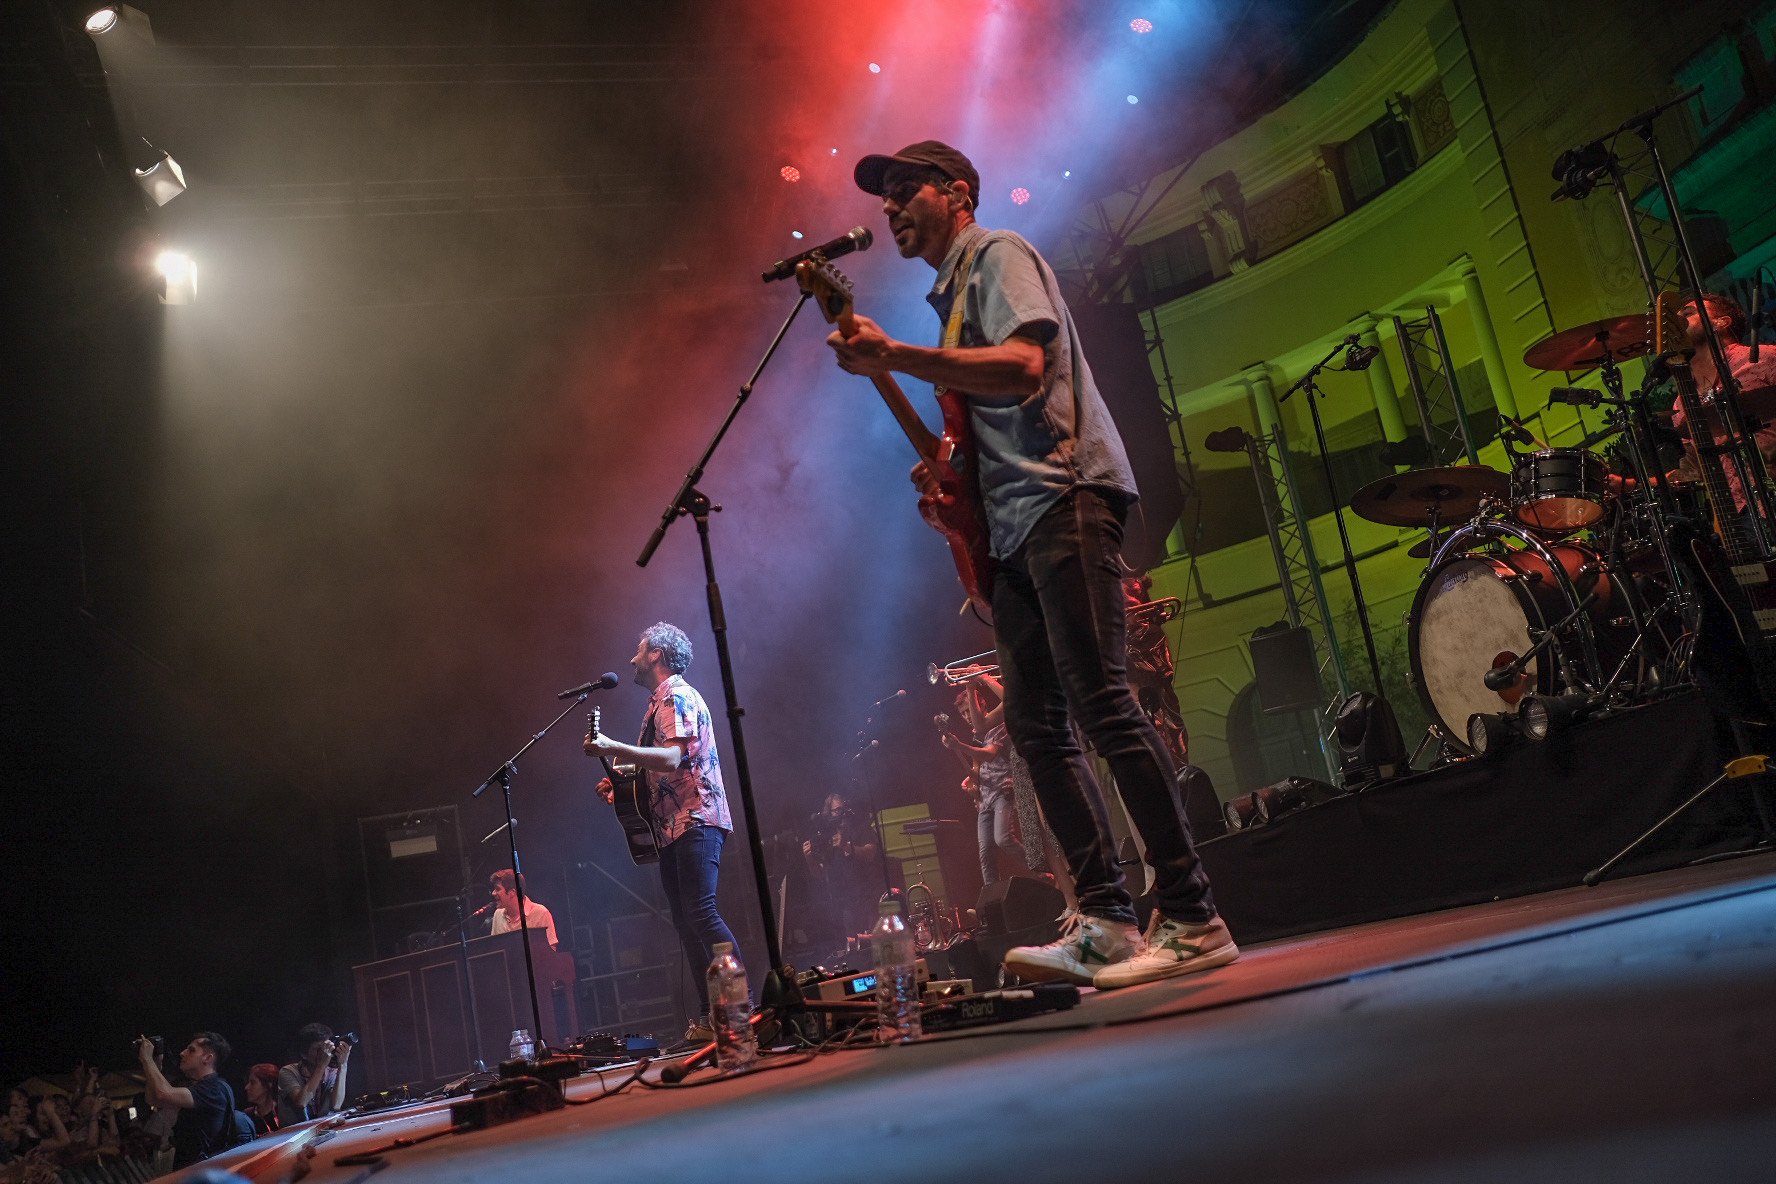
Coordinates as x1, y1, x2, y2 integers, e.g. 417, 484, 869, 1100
156, 250, 196, 304
85, 5, 153, 43
1518, 692, 1594, 743
1466, 711, 1519, 756
134, 148, 187, 207
1223, 791, 1260, 833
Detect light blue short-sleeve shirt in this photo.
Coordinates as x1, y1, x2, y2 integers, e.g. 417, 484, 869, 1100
925, 222, 1138, 559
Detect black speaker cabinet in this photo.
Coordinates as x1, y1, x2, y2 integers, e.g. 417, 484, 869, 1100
977, 875, 1067, 936
1250, 625, 1322, 714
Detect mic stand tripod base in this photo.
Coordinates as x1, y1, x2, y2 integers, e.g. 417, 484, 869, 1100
661, 969, 883, 1084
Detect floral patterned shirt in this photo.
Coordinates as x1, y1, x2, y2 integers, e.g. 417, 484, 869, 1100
640, 674, 732, 845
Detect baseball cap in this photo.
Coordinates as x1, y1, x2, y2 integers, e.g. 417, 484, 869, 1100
854, 140, 982, 211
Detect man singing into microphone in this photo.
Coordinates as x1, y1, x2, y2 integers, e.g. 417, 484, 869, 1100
585, 622, 743, 1041
827, 141, 1235, 990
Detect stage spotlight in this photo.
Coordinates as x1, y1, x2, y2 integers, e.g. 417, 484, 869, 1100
1223, 791, 1260, 833
1130, 18, 1153, 34
1010, 187, 1030, 206
1466, 711, 1519, 756
791, 230, 804, 240
780, 166, 801, 183
134, 149, 187, 207
868, 62, 881, 74
156, 250, 196, 305
84, 5, 152, 42
1518, 693, 1594, 742
1127, 95, 1140, 105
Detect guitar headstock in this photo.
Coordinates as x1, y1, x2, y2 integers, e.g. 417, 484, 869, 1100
589, 705, 600, 738
795, 258, 856, 327
1652, 291, 1692, 360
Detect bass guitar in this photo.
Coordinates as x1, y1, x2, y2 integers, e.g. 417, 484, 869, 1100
796, 257, 994, 617
588, 706, 661, 865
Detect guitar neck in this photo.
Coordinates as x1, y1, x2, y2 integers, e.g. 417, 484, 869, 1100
838, 310, 941, 460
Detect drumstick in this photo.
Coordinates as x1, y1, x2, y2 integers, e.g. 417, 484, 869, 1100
1502, 415, 1549, 451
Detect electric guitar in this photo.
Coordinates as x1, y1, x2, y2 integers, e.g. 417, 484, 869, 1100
588, 707, 661, 865
1656, 291, 1776, 709
933, 712, 982, 809
796, 257, 994, 617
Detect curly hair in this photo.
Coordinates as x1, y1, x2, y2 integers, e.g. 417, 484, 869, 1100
640, 622, 692, 675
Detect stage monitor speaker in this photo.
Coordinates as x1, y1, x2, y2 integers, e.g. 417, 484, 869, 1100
1250, 624, 1322, 714
977, 876, 1066, 936
1178, 763, 1225, 840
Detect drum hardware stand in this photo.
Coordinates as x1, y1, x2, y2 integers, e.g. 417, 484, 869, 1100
1584, 755, 1775, 886
1280, 338, 1388, 695
1559, 89, 1776, 554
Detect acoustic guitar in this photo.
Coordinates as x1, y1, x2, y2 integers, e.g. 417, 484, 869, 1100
588, 706, 661, 865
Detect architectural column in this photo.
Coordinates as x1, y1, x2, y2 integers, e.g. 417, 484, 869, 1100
1458, 258, 1519, 420
1357, 321, 1409, 466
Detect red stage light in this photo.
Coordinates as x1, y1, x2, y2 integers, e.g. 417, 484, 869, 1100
1130, 18, 1153, 34
1010, 187, 1031, 206
780, 166, 801, 183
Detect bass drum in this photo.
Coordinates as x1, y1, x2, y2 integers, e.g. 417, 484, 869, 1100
1408, 522, 1621, 751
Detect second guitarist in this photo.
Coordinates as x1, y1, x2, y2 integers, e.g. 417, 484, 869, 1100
937, 683, 1025, 888
584, 621, 744, 1041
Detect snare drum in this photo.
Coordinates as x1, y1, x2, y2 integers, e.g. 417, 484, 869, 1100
1510, 448, 1610, 531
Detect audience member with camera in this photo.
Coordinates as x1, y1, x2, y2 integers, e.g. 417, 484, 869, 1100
275, 1023, 354, 1127
135, 1032, 235, 1168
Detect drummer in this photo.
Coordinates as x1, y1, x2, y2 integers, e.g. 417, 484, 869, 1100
1665, 292, 1776, 514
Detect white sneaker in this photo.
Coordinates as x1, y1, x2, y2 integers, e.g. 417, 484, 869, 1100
1093, 913, 1239, 989
1003, 911, 1144, 986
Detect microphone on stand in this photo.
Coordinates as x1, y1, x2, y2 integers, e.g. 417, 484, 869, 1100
467, 903, 493, 920
557, 672, 621, 700
871, 689, 907, 708
1344, 337, 1381, 371
852, 740, 881, 761
761, 227, 873, 283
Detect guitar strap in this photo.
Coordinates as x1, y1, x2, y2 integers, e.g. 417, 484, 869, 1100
933, 237, 985, 393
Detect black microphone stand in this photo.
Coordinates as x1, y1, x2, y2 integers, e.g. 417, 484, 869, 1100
1279, 340, 1388, 694
637, 290, 808, 987
635, 286, 887, 1082
469, 692, 588, 1058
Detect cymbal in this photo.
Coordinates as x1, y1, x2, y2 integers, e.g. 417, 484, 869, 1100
1349, 465, 1510, 528
1523, 314, 1651, 371
1407, 536, 1435, 559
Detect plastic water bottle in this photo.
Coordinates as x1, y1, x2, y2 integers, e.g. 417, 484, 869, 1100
871, 899, 921, 1043
507, 1028, 534, 1061
706, 942, 756, 1071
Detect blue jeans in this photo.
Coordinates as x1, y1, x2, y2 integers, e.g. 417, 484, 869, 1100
976, 790, 1026, 886
993, 488, 1216, 927
658, 825, 739, 1015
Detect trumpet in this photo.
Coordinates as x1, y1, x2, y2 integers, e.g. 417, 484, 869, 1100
1127, 596, 1182, 623
928, 651, 1000, 685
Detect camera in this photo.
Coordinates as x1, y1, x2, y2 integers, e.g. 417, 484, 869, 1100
135, 1035, 166, 1057
336, 1031, 359, 1047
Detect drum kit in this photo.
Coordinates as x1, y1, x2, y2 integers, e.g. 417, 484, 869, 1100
1353, 312, 1704, 757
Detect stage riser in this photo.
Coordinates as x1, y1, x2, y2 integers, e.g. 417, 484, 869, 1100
1201, 692, 1767, 944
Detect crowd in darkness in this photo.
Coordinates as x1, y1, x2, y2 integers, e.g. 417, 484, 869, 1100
0, 1024, 356, 1181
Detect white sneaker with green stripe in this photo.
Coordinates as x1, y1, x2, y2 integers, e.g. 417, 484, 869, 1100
1092, 913, 1239, 989
1002, 911, 1144, 986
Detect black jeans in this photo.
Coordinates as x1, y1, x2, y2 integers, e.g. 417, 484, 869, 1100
658, 824, 740, 1015
993, 488, 1216, 926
